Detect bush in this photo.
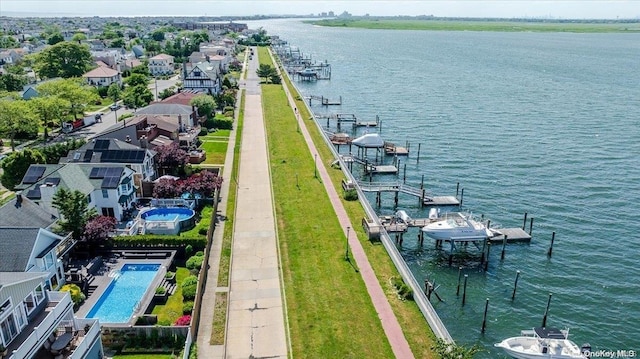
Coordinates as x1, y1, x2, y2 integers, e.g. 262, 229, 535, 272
182, 285, 197, 300
343, 189, 358, 201
185, 244, 194, 257
391, 277, 413, 301
60, 284, 86, 306
199, 128, 208, 136
174, 314, 191, 326
195, 251, 204, 257
155, 286, 166, 295
204, 117, 233, 130
182, 275, 198, 288
182, 301, 194, 314
198, 227, 208, 235
186, 255, 204, 271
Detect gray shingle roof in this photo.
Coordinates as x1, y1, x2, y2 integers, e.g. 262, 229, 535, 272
136, 103, 193, 116
0, 228, 41, 271
0, 196, 58, 228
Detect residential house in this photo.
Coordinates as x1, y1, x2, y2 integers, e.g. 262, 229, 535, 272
16, 163, 136, 221
60, 138, 157, 195
131, 45, 145, 59
90, 49, 124, 69
121, 58, 143, 72
82, 66, 122, 87
135, 103, 198, 129
0, 194, 71, 291
181, 62, 221, 95
0, 49, 23, 65
20, 85, 39, 100
0, 273, 103, 359
148, 54, 174, 76
158, 91, 199, 107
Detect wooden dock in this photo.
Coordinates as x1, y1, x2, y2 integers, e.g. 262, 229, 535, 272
308, 95, 342, 106
384, 141, 409, 156
359, 181, 461, 207
488, 228, 532, 243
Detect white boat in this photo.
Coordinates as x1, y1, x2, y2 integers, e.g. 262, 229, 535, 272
495, 327, 591, 359
421, 212, 497, 241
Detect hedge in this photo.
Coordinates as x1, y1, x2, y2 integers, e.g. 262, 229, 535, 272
110, 235, 206, 249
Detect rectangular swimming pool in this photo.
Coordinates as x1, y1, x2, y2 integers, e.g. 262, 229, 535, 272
86, 263, 161, 323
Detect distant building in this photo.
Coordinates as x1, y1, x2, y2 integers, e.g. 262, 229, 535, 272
148, 54, 175, 76
83, 65, 122, 87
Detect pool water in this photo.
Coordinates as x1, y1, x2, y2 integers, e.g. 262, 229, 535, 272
86, 263, 160, 323
141, 207, 194, 221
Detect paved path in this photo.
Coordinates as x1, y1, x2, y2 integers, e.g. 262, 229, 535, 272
270, 50, 415, 359
223, 48, 288, 359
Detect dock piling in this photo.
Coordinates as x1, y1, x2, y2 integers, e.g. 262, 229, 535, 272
456, 182, 460, 197
484, 242, 491, 271
456, 266, 462, 296
501, 234, 508, 260
460, 188, 464, 206
542, 293, 552, 327
481, 298, 489, 333
522, 212, 528, 230
548, 231, 556, 257
417, 143, 421, 163
529, 217, 534, 235
512, 270, 520, 300
462, 274, 468, 306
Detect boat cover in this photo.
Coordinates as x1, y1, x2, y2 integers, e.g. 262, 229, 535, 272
534, 327, 566, 339
351, 133, 384, 148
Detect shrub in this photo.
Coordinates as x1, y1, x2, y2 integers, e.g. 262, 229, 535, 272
199, 128, 208, 136
184, 244, 194, 257
182, 275, 198, 288
343, 189, 358, 201
165, 271, 175, 279
60, 284, 86, 306
391, 277, 413, 301
186, 255, 204, 271
182, 301, 194, 314
174, 314, 191, 326
198, 227, 208, 236
182, 285, 197, 300
155, 286, 166, 295
195, 251, 204, 257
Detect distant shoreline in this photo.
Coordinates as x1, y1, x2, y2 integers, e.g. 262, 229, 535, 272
306, 18, 640, 33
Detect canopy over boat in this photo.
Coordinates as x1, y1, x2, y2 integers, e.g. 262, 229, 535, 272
351, 133, 384, 148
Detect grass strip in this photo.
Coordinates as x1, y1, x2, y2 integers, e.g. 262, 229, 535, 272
210, 292, 227, 345
152, 267, 190, 326
260, 46, 394, 358
279, 51, 439, 358
307, 18, 640, 33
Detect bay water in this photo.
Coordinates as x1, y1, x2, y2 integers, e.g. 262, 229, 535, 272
250, 18, 640, 357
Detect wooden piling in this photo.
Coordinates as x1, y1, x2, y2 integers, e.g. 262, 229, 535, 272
484, 242, 491, 271
501, 234, 508, 260
462, 274, 468, 306
460, 188, 464, 206
456, 182, 460, 197
417, 143, 421, 163
529, 217, 534, 235
456, 266, 462, 296
512, 270, 520, 300
522, 212, 528, 230
481, 298, 489, 333
548, 231, 555, 257
542, 293, 552, 327
403, 163, 407, 183
421, 174, 424, 189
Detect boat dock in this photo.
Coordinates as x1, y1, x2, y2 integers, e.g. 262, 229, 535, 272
341, 155, 398, 174
384, 141, 409, 156
308, 95, 342, 106
320, 113, 380, 129
359, 181, 460, 207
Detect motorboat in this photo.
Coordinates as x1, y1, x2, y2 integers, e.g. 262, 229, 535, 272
495, 327, 591, 359
421, 212, 497, 241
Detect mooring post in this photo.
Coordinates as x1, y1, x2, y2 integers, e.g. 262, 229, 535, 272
462, 274, 468, 306
456, 182, 460, 197
480, 239, 487, 263
542, 293, 552, 327
548, 231, 556, 257
522, 212, 528, 230
456, 266, 463, 296
484, 242, 491, 271
425, 279, 429, 296
421, 174, 424, 189
529, 217, 534, 235
417, 143, 421, 163
481, 298, 489, 333
512, 270, 521, 300
420, 189, 425, 208
460, 188, 464, 206
501, 234, 508, 260
403, 163, 407, 183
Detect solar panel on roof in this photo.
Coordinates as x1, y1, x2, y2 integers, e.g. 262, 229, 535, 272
26, 187, 41, 199
84, 150, 94, 161
106, 167, 123, 177
101, 176, 120, 189
94, 139, 110, 150
89, 167, 101, 178
44, 177, 60, 185
24, 166, 46, 180
97, 167, 108, 178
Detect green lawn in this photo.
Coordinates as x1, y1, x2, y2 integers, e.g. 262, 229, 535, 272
199, 141, 228, 165
181, 205, 212, 238
151, 267, 190, 326
259, 46, 394, 358
307, 18, 640, 33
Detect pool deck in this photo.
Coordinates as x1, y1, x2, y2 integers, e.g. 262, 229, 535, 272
74, 251, 175, 326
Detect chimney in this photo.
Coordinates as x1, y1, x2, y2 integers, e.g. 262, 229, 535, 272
139, 135, 148, 149
15, 191, 22, 207
178, 114, 183, 132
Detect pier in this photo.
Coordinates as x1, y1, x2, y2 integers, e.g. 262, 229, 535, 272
308, 95, 342, 106
320, 113, 380, 129
358, 181, 460, 207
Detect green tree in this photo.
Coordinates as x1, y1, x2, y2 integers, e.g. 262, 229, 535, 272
151, 30, 165, 41
256, 64, 277, 83
47, 32, 64, 45
37, 78, 98, 120
107, 83, 122, 104
111, 38, 125, 48
29, 96, 70, 140
52, 188, 97, 240
0, 73, 28, 92
0, 99, 40, 150
125, 73, 148, 87
0, 149, 46, 190
131, 64, 150, 77
122, 85, 153, 109
0, 36, 19, 49
189, 94, 216, 121
71, 32, 87, 44
34, 41, 93, 79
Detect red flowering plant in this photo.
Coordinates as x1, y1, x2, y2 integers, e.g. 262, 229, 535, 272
174, 314, 191, 326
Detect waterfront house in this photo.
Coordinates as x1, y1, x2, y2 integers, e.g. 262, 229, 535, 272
60, 138, 157, 195
0, 273, 104, 359
148, 53, 175, 76
15, 163, 136, 221
181, 61, 221, 95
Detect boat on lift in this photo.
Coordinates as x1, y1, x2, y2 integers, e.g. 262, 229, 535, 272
495, 327, 591, 359
421, 212, 499, 241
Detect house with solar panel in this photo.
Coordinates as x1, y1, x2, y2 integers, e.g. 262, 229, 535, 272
59, 138, 157, 195
15, 163, 136, 221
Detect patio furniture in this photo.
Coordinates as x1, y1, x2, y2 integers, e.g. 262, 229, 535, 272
50, 332, 73, 354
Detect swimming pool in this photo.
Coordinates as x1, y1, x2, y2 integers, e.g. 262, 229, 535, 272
140, 207, 196, 234
86, 263, 161, 323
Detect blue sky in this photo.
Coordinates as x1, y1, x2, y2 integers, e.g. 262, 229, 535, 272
1, 1, 639, 19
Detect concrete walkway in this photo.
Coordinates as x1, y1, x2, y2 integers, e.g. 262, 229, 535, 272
222, 48, 288, 359
271, 50, 415, 359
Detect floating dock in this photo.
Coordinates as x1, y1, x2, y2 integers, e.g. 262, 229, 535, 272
359, 181, 461, 207
384, 141, 409, 156
308, 95, 342, 106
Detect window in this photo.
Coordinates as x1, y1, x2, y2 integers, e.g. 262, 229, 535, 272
50, 273, 58, 289
1, 314, 19, 344
24, 294, 35, 314
44, 252, 55, 269
101, 207, 115, 217
87, 195, 92, 204
102, 189, 109, 198
35, 285, 45, 304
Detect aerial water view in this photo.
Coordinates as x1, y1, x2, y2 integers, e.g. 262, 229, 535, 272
0, 1, 638, 359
